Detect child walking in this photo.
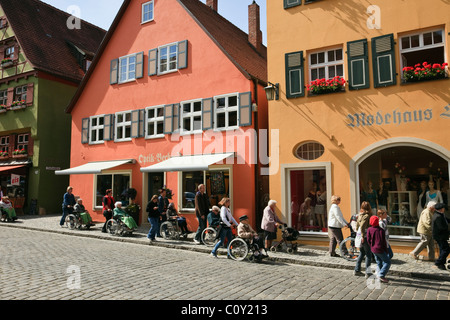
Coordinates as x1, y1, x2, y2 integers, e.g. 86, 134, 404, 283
367, 215, 391, 283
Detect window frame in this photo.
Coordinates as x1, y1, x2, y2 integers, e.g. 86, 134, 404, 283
309, 46, 345, 82
118, 53, 137, 84
0, 89, 7, 105
145, 105, 165, 139
399, 28, 446, 78
89, 115, 105, 145
180, 99, 203, 135
5, 46, 14, 59
157, 42, 178, 75
114, 111, 133, 142
214, 92, 240, 131
0, 136, 9, 153
141, 1, 154, 24
93, 171, 132, 210
14, 85, 27, 102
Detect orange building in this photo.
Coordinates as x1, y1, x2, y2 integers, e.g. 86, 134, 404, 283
58, 0, 268, 231
267, 0, 449, 253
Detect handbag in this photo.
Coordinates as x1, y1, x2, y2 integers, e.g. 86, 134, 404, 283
354, 227, 362, 248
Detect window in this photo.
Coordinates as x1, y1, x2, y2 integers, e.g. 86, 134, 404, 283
0, 90, 7, 105
95, 173, 131, 208
119, 54, 136, 83
0, 136, 9, 153
181, 99, 202, 134
115, 111, 132, 142
181, 169, 230, 210
16, 134, 29, 153
89, 115, 105, 144
142, 1, 154, 23
158, 43, 178, 74
5, 46, 14, 59
214, 93, 239, 130
400, 28, 446, 77
309, 47, 344, 81
145, 105, 165, 139
295, 142, 325, 160
14, 85, 27, 102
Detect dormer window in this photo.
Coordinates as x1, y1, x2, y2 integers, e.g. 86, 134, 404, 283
5, 46, 15, 60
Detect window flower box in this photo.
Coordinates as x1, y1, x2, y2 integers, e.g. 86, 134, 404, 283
10, 100, 26, 110
402, 62, 448, 83
1, 58, 13, 68
0, 151, 8, 160
12, 148, 27, 158
307, 76, 346, 95
0, 105, 7, 114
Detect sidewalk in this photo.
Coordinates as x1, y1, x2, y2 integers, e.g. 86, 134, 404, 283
2, 214, 449, 282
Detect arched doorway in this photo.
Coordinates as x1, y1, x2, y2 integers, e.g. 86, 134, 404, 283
350, 138, 449, 238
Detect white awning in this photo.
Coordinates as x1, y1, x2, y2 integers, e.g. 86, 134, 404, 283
55, 159, 135, 175
140, 153, 235, 172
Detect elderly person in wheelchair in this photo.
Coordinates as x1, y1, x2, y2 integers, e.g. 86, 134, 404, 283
113, 202, 138, 230
74, 198, 95, 227
228, 215, 268, 262
0, 196, 17, 222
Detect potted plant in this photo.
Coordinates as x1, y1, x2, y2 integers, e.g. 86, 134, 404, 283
1, 57, 13, 68
307, 76, 346, 95
124, 188, 140, 225
402, 62, 448, 83
12, 148, 27, 158
0, 104, 7, 113
0, 151, 8, 159
11, 100, 26, 110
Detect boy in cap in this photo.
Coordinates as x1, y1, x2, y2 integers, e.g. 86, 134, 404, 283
367, 215, 391, 283
432, 203, 450, 270
238, 215, 267, 258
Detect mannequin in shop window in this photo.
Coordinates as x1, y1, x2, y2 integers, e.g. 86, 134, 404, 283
377, 181, 389, 212
362, 181, 378, 215
416, 181, 428, 220
315, 189, 327, 230
426, 180, 443, 207
307, 182, 317, 226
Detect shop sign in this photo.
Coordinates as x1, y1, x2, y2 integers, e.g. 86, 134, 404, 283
138, 153, 171, 165
11, 174, 20, 186
347, 108, 433, 128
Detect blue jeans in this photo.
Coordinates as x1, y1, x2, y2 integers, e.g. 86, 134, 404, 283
435, 239, 450, 267
60, 207, 72, 226
373, 251, 391, 278
212, 226, 232, 256
354, 240, 372, 274
147, 217, 159, 240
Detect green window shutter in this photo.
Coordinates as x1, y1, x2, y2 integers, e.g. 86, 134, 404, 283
347, 39, 369, 90
201, 98, 214, 131
103, 114, 114, 141
177, 40, 188, 70
81, 118, 89, 144
284, 0, 301, 9
372, 34, 397, 87
285, 51, 304, 98
148, 48, 158, 76
110, 59, 119, 84
135, 52, 144, 79
163, 104, 174, 134
238, 92, 252, 127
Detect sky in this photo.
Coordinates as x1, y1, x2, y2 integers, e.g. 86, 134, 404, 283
41, 0, 267, 45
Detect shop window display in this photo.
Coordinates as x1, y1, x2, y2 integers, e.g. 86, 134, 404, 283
290, 169, 328, 232
359, 146, 449, 237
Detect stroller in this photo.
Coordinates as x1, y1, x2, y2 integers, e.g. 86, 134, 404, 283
270, 224, 300, 254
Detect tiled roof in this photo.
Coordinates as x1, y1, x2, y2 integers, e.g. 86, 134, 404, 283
0, 0, 106, 83
179, 0, 267, 83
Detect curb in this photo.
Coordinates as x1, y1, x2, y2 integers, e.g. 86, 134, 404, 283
2, 223, 449, 282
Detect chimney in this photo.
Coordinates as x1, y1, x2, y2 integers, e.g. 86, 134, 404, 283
206, 0, 218, 12
248, 1, 263, 52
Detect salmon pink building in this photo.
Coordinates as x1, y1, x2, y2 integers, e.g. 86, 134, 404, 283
58, 0, 268, 230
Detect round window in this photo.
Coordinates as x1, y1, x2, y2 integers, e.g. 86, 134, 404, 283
295, 142, 325, 160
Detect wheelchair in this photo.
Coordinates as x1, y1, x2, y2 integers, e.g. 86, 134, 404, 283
201, 225, 219, 246
227, 237, 268, 262
106, 215, 136, 236
1, 207, 18, 222
65, 211, 92, 230
160, 218, 188, 240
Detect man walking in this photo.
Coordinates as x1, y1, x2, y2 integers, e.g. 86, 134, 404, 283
194, 184, 209, 244
432, 203, 450, 270
409, 201, 436, 261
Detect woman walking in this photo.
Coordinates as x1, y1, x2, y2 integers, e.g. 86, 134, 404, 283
211, 197, 238, 258
353, 201, 373, 278
327, 195, 350, 257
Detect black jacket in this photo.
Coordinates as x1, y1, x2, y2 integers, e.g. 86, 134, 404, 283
432, 211, 449, 241
146, 201, 160, 219
195, 192, 209, 218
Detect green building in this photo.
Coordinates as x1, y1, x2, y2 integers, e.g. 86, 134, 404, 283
0, 0, 105, 214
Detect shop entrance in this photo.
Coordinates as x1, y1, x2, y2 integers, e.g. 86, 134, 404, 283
357, 145, 449, 237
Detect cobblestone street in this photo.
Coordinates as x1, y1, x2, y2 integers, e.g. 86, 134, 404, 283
1, 226, 449, 304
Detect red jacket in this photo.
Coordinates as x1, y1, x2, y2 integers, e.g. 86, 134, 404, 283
367, 226, 388, 254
